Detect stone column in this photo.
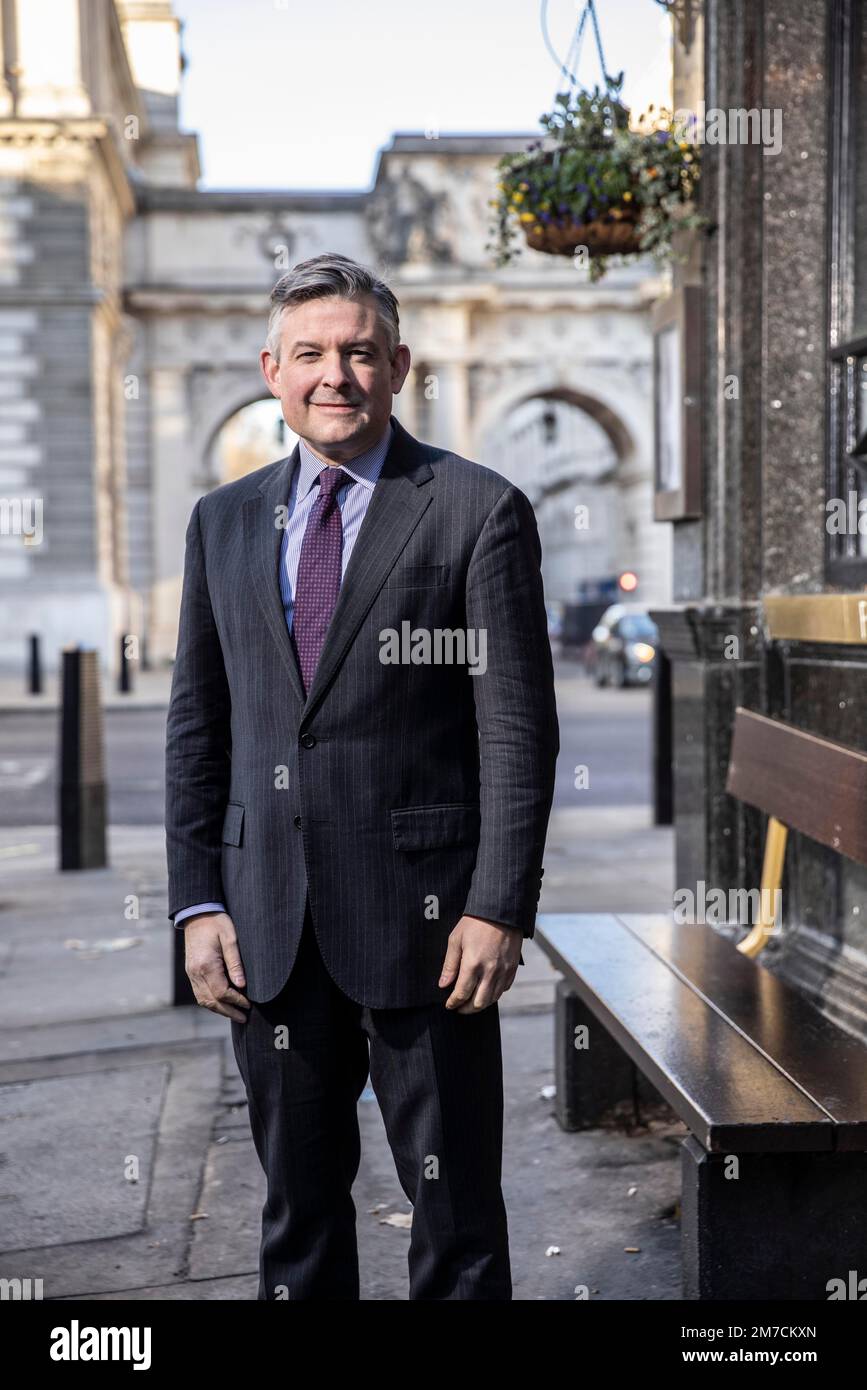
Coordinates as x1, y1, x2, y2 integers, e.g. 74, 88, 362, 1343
13, 0, 91, 118
149, 366, 197, 663
430, 361, 470, 456
0, 1, 14, 116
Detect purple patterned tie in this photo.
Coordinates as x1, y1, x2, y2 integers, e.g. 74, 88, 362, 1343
291, 466, 350, 695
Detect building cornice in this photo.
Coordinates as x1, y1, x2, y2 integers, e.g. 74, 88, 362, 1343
136, 186, 368, 213
0, 119, 137, 216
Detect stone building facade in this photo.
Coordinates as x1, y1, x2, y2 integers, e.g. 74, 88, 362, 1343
0, 0, 671, 669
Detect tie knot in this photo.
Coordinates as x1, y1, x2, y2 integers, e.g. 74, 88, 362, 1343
317, 466, 347, 499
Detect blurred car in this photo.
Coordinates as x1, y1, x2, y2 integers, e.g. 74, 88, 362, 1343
587, 605, 659, 687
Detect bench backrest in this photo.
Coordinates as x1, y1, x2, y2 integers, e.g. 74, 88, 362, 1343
725, 707, 867, 867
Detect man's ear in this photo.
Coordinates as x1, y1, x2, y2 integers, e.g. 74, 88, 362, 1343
260, 347, 281, 398
391, 343, 412, 393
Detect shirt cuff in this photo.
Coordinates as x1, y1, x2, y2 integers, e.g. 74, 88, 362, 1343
174, 902, 227, 927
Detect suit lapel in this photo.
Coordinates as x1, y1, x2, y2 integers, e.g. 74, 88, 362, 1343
243, 443, 307, 706
243, 416, 434, 719
302, 416, 433, 720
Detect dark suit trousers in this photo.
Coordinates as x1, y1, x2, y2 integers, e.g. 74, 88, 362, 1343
230, 900, 512, 1300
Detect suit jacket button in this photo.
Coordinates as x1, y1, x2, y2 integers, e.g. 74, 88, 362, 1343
301, 734, 316, 749
294, 814, 302, 828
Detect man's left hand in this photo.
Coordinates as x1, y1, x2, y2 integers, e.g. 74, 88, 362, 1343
438, 915, 523, 1013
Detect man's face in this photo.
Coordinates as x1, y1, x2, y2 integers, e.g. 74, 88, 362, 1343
260, 292, 411, 462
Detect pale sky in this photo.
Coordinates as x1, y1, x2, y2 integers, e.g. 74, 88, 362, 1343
173, 0, 673, 191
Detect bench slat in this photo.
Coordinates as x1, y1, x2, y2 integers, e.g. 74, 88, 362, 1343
535, 913, 833, 1152
617, 913, 867, 1149
726, 707, 867, 865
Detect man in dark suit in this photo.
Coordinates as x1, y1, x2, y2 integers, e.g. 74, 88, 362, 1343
165, 252, 559, 1300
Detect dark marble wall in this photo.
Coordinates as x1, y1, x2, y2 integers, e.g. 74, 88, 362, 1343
761, 0, 829, 593
658, 0, 867, 1039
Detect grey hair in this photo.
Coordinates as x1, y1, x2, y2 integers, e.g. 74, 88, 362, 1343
265, 253, 400, 362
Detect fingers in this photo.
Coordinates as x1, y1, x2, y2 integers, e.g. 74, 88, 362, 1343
438, 935, 462, 987
192, 968, 250, 1022
185, 916, 251, 1022
220, 928, 247, 990
445, 958, 509, 1012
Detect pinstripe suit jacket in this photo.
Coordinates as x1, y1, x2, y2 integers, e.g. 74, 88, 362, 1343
165, 413, 559, 1007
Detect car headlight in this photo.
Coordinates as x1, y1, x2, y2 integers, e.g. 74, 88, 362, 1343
632, 643, 655, 662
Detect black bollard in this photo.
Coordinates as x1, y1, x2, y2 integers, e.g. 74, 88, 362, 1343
59, 648, 107, 869
651, 648, 673, 826
27, 633, 42, 695
118, 633, 133, 694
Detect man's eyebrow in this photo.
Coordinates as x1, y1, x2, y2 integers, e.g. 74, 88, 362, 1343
291, 339, 380, 351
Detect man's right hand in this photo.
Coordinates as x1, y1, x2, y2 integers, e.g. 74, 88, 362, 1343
183, 912, 251, 1022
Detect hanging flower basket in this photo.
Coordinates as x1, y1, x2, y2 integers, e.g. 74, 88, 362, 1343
523, 209, 642, 257
486, 75, 706, 282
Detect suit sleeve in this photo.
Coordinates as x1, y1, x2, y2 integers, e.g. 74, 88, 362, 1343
165, 498, 232, 919
461, 485, 559, 938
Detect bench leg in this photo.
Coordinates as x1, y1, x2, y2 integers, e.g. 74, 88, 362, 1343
554, 980, 661, 1131
681, 1134, 867, 1299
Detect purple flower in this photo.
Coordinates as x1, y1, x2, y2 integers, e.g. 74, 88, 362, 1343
656, 130, 670, 143
577, 182, 589, 193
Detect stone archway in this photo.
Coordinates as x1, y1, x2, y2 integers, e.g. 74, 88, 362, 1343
202, 396, 295, 488
188, 368, 279, 490
470, 371, 641, 471
472, 374, 667, 608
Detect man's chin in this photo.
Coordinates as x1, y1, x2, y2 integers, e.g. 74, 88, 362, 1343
304, 406, 371, 441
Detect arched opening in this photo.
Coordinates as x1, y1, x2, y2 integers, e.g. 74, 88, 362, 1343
207, 399, 297, 486
476, 390, 633, 607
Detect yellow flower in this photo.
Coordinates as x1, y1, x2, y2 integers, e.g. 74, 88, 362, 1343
519, 212, 536, 222
519, 181, 529, 190
622, 191, 633, 202
512, 191, 524, 204
678, 140, 689, 150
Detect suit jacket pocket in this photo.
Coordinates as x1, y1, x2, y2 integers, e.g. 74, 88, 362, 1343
222, 801, 245, 846
385, 563, 448, 588
391, 802, 480, 851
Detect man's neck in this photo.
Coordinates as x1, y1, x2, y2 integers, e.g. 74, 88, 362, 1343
301, 418, 391, 468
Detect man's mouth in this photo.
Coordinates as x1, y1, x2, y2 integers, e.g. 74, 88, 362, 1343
312, 402, 358, 410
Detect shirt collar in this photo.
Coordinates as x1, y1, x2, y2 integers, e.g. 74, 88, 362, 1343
296, 416, 394, 500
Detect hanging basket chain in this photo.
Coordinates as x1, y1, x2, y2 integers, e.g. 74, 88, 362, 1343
540, 0, 616, 103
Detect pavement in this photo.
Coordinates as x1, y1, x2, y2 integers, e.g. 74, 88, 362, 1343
0, 667, 683, 1301
0, 667, 174, 713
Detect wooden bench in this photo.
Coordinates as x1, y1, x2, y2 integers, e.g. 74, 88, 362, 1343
535, 707, 867, 1300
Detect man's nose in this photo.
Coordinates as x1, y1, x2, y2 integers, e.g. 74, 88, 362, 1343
320, 354, 352, 389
